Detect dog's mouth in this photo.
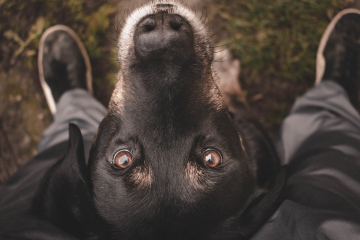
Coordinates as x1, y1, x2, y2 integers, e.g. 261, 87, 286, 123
118, 1, 213, 68
152, 3, 176, 13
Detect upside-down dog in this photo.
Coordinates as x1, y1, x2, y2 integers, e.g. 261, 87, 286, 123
33, 1, 287, 239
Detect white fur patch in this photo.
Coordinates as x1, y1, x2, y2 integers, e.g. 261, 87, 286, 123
209, 67, 224, 111
239, 135, 245, 152
129, 164, 153, 189
184, 162, 213, 190
109, 71, 125, 113
118, 0, 212, 66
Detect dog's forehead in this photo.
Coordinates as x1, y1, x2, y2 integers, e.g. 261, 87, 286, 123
118, 0, 211, 64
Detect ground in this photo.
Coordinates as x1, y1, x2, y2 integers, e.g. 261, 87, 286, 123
0, 0, 359, 186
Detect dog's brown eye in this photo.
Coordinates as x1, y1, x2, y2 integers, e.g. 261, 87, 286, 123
113, 150, 132, 169
203, 149, 222, 167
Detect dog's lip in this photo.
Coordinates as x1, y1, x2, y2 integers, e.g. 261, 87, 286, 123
152, 3, 176, 13
118, 0, 213, 66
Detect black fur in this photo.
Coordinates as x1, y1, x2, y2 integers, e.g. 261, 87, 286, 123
33, 5, 288, 240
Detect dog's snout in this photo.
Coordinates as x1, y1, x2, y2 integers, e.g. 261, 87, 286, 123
139, 14, 184, 32
134, 13, 194, 60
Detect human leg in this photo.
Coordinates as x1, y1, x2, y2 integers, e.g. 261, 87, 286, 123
276, 9, 360, 165
36, 25, 107, 153
276, 80, 360, 164
251, 10, 360, 239
37, 88, 107, 153
0, 25, 106, 238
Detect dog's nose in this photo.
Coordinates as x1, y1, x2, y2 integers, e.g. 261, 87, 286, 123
134, 12, 194, 60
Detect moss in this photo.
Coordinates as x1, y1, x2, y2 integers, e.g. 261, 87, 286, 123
67, 0, 85, 20
60, 0, 116, 59
3, 0, 116, 62
0, 69, 51, 161
212, 0, 346, 83
0, 0, 118, 186
82, 4, 116, 58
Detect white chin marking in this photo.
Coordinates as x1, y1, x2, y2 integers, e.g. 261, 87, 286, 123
118, 0, 211, 66
112, 0, 220, 112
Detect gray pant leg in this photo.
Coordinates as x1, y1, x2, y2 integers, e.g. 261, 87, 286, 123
37, 89, 107, 153
276, 80, 360, 164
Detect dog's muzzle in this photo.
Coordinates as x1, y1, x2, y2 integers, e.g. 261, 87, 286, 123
134, 7, 194, 61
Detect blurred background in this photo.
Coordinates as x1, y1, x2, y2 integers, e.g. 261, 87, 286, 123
0, 0, 359, 186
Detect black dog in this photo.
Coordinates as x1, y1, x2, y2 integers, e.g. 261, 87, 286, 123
33, 1, 287, 239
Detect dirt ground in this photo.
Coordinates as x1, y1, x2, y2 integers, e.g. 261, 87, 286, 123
0, 0, 359, 187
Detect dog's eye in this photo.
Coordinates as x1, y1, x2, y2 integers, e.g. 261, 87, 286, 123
203, 149, 222, 167
113, 150, 132, 169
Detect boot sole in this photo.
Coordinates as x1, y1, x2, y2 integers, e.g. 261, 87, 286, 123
38, 25, 93, 115
315, 8, 360, 86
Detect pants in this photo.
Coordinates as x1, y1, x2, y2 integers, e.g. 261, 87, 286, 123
36, 89, 107, 154
276, 80, 360, 164
252, 80, 360, 239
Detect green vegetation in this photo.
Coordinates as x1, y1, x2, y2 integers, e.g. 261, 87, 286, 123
2, 0, 116, 60
210, 0, 352, 134
213, 0, 347, 83
1, 0, 119, 101
0, 0, 118, 185
65, 0, 116, 58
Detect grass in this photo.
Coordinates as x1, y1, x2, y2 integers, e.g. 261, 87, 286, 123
209, 0, 352, 135
212, 0, 347, 83
0, 0, 119, 186
2, 0, 117, 61
65, 0, 116, 59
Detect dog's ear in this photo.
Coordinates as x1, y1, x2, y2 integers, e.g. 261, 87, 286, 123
216, 165, 288, 239
238, 165, 288, 238
33, 123, 94, 238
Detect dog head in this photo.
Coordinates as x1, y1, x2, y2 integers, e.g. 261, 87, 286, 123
33, 1, 287, 239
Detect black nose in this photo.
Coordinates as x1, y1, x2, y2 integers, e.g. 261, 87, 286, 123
134, 12, 194, 60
